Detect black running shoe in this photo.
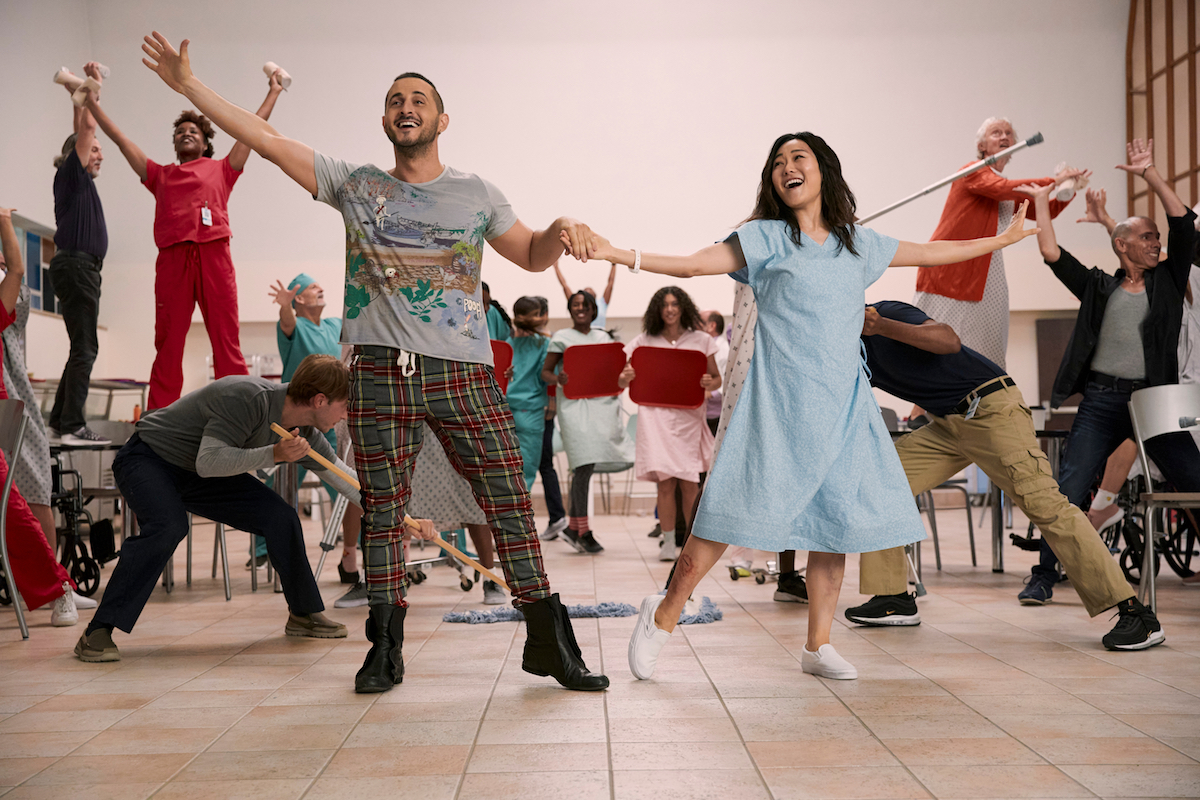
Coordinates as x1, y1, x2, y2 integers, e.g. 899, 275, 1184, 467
561, 528, 586, 553
845, 593, 920, 626
774, 571, 809, 603
1102, 598, 1166, 651
648, 523, 662, 538
580, 531, 604, 554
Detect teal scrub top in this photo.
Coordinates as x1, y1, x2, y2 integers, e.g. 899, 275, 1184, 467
487, 305, 511, 341
506, 334, 550, 410
278, 316, 343, 381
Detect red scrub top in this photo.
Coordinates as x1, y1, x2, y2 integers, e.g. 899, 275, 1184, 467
142, 156, 242, 249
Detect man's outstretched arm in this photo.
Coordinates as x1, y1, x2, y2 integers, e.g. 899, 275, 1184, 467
142, 32, 316, 195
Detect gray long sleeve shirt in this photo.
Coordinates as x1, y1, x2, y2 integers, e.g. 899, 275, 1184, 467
136, 376, 360, 506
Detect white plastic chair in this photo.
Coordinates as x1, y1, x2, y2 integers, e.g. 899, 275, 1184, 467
1128, 383, 1200, 612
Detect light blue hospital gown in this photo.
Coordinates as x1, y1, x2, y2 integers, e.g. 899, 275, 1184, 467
691, 220, 926, 554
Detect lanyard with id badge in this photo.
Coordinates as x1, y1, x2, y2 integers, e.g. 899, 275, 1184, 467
201, 200, 212, 227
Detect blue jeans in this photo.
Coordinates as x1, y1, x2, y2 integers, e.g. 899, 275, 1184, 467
1035, 380, 1200, 578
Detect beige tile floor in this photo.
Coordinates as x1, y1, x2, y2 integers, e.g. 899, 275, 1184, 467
1, 507, 1198, 799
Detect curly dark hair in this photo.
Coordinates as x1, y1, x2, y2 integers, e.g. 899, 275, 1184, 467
567, 290, 598, 324
745, 131, 859, 257
642, 286, 704, 337
172, 110, 216, 158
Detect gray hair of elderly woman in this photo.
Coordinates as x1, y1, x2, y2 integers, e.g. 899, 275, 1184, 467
975, 117, 1017, 158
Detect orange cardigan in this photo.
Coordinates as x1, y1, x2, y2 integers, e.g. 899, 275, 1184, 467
914, 165, 1072, 302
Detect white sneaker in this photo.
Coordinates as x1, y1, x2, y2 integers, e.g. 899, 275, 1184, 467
51, 583, 79, 627
72, 591, 98, 609
801, 643, 857, 680
539, 517, 569, 541
628, 594, 672, 680
658, 537, 677, 562
482, 580, 506, 606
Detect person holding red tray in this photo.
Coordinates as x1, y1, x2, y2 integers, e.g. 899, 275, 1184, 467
541, 291, 634, 553
621, 286, 721, 562
563, 131, 1037, 682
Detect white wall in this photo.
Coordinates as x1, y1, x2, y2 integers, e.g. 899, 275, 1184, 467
4, 0, 1130, 403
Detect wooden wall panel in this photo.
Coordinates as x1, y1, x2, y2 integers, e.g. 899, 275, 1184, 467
1128, 0, 1199, 216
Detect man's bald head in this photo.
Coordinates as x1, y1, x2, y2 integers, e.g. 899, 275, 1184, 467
702, 310, 725, 336
1110, 216, 1163, 270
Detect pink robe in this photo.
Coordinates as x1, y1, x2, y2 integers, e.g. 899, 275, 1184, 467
626, 330, 716, 483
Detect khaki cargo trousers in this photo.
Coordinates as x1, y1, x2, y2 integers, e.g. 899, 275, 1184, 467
859, 384, 1133, 617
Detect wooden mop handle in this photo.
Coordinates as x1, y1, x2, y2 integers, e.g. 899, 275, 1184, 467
271, 422, 360, 488
270, 422, 511, 592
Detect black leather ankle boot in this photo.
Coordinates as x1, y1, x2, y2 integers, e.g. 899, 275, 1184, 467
355, 604, 406, 693
520, 594, 609, 691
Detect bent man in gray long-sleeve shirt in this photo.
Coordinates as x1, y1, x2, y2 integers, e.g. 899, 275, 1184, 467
74, 354, 433, 663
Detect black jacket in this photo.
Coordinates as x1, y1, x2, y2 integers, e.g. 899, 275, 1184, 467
1048, 209, 1197, 408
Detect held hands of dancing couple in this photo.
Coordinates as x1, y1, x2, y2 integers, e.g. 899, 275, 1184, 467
560, 200, 1041, 276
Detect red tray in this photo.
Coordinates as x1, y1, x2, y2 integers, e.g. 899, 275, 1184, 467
562, 342, 627, 399
491, 340, 513, 393
629, 347, 708, 409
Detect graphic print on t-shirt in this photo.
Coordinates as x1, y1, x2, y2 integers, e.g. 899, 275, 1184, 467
340, 167, 487, 342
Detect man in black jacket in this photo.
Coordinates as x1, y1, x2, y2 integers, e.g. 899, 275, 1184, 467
1014, 139, 1199, 606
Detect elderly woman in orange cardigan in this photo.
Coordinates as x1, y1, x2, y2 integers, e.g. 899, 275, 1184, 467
913, 117, 1088, 370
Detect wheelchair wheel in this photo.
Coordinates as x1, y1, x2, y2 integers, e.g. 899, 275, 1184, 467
1119, 515, 1160, 585
0, 577, 9, 605
1160, 509, 1198, 578
71, 557, 101, 597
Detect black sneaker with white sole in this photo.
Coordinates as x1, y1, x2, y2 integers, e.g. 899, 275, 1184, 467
1102, 597, 1166, 650
773, 571, 809, 603
560, 528, 586, 553
845, 593, 921, 626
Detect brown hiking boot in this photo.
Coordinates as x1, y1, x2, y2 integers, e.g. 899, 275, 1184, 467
75, 628, 120, 662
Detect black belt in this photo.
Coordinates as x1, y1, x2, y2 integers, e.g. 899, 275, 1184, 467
951, 376, 1015, 415
1088, 371, 1147, 393
55, 249, 103, 270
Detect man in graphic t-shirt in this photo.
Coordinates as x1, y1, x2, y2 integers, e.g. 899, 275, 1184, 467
84, 68, 285, 408
50, 62, 110, 445
142, 32, 609, 694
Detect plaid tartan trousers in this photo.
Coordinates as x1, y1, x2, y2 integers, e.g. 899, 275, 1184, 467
350, 346, 551, 606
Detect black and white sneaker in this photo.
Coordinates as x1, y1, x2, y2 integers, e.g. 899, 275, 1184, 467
580, 531, 604, 554
845, 593, 921, 626
245, 554, 269, 571
333, 580, 369, 608
62, 426, 112, 446
1102, 598, 1165, 650
774, 571, 809, 603
560, 528, 586, 553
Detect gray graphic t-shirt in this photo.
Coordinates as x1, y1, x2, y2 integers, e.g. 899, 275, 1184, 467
314, 152, 517, 365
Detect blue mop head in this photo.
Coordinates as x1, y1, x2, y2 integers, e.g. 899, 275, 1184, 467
443, 601, 636, 624
676, 596, 723, 625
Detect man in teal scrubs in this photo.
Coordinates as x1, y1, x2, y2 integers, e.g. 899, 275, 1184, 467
252, 274, 345, 567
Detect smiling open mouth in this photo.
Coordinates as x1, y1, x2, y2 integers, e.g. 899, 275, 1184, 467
785, 178, 803, 189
